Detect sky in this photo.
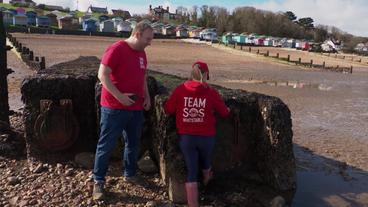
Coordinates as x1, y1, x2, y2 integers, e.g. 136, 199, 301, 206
5, 0, 368, 37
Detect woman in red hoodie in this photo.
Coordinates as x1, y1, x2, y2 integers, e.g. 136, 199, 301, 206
164, 61, 230, 207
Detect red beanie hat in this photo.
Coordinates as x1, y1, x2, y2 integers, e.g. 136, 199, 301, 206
192, 61, 209, 80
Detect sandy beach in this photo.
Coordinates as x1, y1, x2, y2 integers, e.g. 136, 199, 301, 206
5, 33, 368, 206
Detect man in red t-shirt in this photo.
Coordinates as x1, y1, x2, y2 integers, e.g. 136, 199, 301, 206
93, 21, 153, 201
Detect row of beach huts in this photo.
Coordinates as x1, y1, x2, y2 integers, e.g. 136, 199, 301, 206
0, 7, 212, 36
1, 7, 345, 52
219, 32, 345, 53
221, 32, 312, 50
1, 7, 138, 32
152, 25, 340, 53
0, 7, 219, 38
152, 23, 218, 40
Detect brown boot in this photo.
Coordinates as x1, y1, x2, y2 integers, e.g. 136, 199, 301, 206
185, 182, 199, 207
92, 182, 105, 200
202, 168, 213, 186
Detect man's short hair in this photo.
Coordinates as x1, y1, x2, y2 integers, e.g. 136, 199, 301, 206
131, 21, 153, 35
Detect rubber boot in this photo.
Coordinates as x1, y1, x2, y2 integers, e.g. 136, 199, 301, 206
202, 168, 213, 186
185, 182, 199, 207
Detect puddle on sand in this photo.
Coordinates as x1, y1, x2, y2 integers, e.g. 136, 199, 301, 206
293, 171, 368, 207
224, 79, 332, 91
293, 145, 368, 207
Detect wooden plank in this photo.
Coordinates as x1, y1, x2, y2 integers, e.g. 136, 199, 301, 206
0, 12, 10, 124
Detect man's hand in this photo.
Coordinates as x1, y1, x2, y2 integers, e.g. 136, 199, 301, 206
99, 64, 136, 107
117, 93, 135, 106
143, 96, 151, 111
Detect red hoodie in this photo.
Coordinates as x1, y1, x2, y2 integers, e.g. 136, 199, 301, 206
164, 80, 229, 136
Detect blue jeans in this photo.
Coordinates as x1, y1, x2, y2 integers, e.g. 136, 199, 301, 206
179, 135, 215, 182
93, 107, 144, 182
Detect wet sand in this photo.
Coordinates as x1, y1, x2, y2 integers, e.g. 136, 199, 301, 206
7, 43, 35, 111
8, 34, 368, 206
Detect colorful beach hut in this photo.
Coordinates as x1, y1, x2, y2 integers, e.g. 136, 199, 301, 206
36, 16, 50, 28
26, 11, 37, 26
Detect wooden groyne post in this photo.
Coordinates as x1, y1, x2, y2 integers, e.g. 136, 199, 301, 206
0, 12, 12, 124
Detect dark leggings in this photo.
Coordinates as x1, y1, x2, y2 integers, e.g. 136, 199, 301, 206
179, 135, 215, 182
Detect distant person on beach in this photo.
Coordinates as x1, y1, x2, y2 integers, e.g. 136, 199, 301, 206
92, 21, 154, 201
164, 61, 230, 207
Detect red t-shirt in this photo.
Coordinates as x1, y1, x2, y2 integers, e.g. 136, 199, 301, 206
164, 80, 229, 136
100, 40, 147, 110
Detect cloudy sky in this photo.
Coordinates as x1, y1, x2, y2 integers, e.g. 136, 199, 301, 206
5, 0, 367, 37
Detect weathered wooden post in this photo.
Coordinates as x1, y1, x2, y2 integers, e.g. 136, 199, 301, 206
29, 50, 34, 61
17, 43, 22, 52
40, 57, 46, 70
0, 12, 12, 124
310, 59, 313, 67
